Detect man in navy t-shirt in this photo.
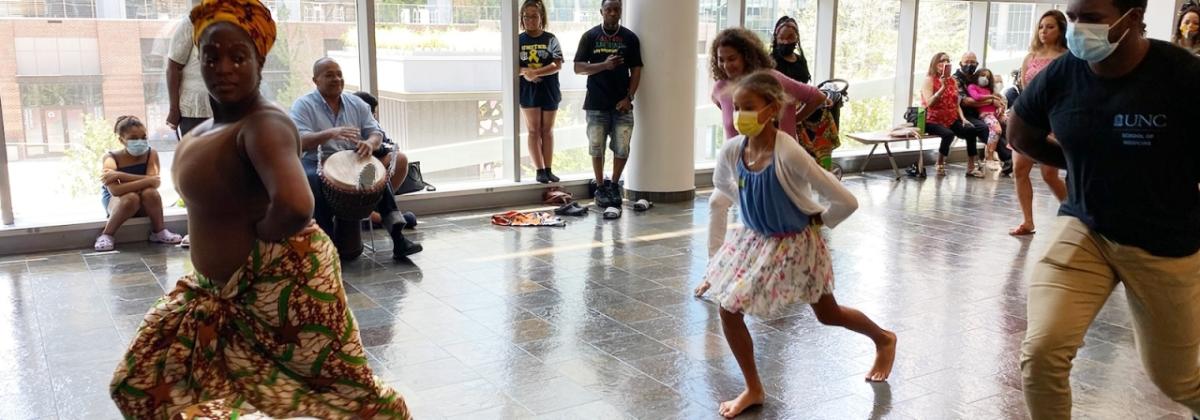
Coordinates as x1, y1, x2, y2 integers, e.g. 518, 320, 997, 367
1009, 0, 1200, 417
574, 0, 643, 216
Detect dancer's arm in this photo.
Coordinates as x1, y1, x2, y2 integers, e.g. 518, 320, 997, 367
1008, 114, 1065, 168
708, 142, 740, 257
1008, 61, 1067, 168
243, 112, 315, 241
780, 74, 825, 122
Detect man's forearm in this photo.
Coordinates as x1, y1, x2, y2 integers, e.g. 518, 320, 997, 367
300, 131, 329, 151
167, 62, 184, 111
1019, 139, 1067, 168
961, 97, 985, 108
574, 62, 606, 76
1010, 117, 1067, 168
627, 67, 642, 99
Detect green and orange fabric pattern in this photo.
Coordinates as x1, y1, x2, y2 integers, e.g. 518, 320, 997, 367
110, 228, 410, 419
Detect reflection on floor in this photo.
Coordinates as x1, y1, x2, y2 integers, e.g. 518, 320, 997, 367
0, 165, 1192, 419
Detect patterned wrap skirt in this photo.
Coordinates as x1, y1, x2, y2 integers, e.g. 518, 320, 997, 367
110, 228, 410, 419
703, 226, 834, 318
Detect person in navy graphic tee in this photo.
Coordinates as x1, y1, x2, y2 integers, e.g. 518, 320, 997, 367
1009, 0, 1200, 417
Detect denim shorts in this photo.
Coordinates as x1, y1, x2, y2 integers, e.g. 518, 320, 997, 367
585, 110, 634, 159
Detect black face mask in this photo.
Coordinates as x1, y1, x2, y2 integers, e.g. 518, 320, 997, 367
776, 42, 797, 56
961, 64, 978, 75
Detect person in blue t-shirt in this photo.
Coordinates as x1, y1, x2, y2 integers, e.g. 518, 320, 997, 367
574, 0, 643, 216
1009, 0, 1200, 417
518, 0, 564, 184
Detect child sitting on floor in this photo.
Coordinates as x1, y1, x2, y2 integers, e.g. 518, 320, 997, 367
95, 116, 182, 251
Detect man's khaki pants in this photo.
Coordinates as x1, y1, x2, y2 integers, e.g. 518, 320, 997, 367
1022, 217, 1200, 419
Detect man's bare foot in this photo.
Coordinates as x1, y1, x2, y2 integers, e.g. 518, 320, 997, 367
866, 330, 897, 382
718, 389, 765, 418
694, 281, 711, 297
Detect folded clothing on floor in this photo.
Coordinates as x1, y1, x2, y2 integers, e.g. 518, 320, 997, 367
491, 211, 567, 227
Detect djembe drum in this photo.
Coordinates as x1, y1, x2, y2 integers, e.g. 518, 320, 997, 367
318, 149, 394, 258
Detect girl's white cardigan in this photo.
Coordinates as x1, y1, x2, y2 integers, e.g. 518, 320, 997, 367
708, 132, 859, 256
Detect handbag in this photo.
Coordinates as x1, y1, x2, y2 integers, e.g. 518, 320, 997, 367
903, 106, 919, 124
394, 161, 436, 195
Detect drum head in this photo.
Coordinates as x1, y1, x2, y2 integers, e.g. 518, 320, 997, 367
323, 150, 387, 191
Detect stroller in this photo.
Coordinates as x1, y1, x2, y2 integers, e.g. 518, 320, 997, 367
798, 79, 849, 180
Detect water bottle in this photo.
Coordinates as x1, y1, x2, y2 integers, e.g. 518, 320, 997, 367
916, 107, 927, 135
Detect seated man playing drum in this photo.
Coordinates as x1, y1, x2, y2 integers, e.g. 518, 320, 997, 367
290, 57, 422, 260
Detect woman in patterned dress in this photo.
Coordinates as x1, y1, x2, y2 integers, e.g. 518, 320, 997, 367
694, 71, 896, 419
109, 1, 409, 418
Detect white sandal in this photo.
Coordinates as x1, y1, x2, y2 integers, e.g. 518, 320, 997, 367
94, 234, 115, 252
149, 229, 183, 244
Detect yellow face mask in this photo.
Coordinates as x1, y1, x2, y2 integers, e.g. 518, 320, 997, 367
734, 110, 766, 137
734, 104, 774, 138
1182, 23, 1199, 37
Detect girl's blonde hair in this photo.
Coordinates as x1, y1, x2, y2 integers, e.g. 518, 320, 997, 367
733, 70, 792, 108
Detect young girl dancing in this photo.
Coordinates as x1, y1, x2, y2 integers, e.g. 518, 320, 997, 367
695, 71, 897, 418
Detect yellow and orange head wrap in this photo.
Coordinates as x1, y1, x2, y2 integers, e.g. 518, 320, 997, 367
190, 0, 277, 59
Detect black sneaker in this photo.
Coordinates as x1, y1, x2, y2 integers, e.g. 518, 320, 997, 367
609, 180, 624, 204
905, 164, 927, 178
393, 237, 424, 259
546, 168, 560, 183
535, 169, 550, 184
588, 179, 600, 198
388, 222, 423, 259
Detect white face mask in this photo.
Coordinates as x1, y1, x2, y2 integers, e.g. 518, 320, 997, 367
1066, 9, 1133, 63
977, 77, 990, 87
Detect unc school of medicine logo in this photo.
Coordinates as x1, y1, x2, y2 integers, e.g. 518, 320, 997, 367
1112, 114, 1168, 129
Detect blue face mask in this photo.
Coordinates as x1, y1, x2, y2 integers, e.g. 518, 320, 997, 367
125, 139, 149, 156
1066, 9, 1132, 63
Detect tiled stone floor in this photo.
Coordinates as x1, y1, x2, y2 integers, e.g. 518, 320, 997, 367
0, 165, 1193, 419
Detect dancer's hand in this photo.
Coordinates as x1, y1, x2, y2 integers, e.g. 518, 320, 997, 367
693, 281, 711, 297
299, 219, 320, 236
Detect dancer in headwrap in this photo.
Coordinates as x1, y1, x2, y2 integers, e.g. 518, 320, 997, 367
109, 1, 410, 418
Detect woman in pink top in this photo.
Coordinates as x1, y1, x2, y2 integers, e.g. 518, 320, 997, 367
1009, 9, 1069, 236
709, 28, 826, 141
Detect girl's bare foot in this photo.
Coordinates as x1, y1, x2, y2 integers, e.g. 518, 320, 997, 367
694, 280, 711, 297
718, 389, 765, 418
866, 330, 897, 382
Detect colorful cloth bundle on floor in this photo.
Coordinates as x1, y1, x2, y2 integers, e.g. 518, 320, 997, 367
491, 211, 567, 227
